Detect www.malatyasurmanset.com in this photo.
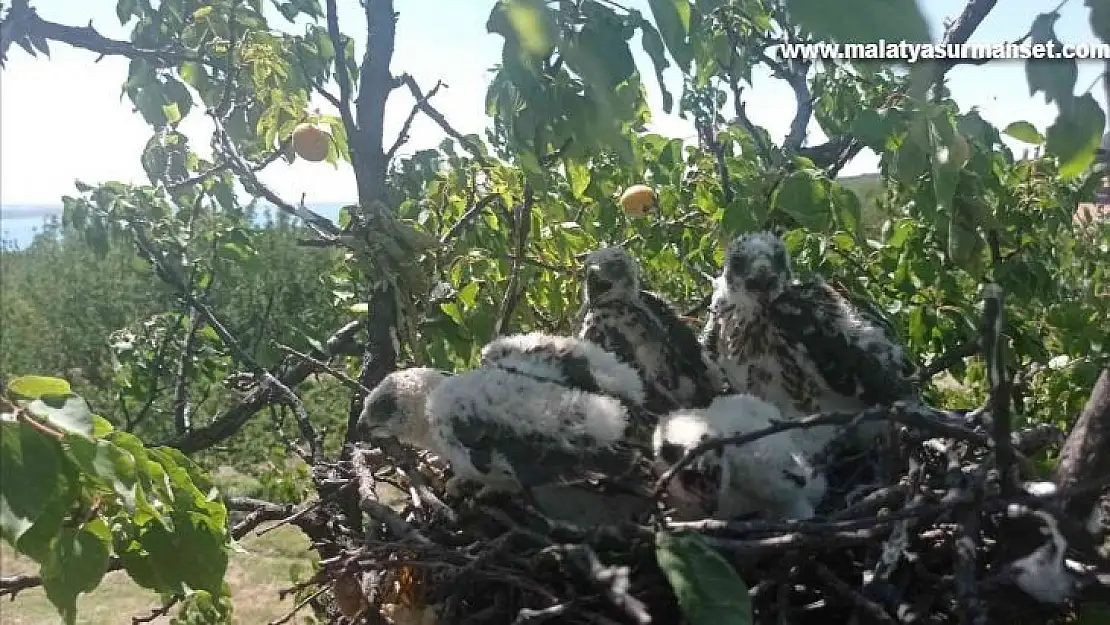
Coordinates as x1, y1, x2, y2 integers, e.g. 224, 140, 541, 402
775, 41, 1110, 62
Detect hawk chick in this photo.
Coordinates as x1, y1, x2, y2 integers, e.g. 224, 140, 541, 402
652, 393, 827, 521
362, 366, 643, 498
702, 230, 917, 447
480, 331, 646, 407
577, 246, 728, 415
357, 367, 452, 448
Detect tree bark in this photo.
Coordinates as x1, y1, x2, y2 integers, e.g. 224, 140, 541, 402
1053, 368, 1110, 522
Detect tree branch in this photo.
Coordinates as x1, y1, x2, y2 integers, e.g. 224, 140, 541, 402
1, 1, 201, 67
324, 0, 366, 198
493, 186, 534, 339
132, 227, 321, 460
398, 73, 492, 167
799, 0, 999, 174
159, 319, 363, 453
980, 283, 1016, 496
1054, 368, 1110, 522
385, 79, 444, 162
353, 0, 397, 200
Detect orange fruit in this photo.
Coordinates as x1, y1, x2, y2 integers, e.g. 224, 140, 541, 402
291, 122, 332, 162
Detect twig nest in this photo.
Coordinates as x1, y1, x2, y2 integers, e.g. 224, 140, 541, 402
291, 122, 332, 162
619, 184, 657, 218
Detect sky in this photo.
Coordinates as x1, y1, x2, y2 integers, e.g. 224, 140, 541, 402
0, 0, 1107, 207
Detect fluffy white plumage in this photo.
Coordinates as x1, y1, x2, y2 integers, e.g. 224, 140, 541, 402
427, 367, 642, 495
702, 230, 917, 447
577, 246, 729, 415
361, 365, 641, 497
652, 393, 827, 521
1008, 507, 1075, 604
356, 367, 452, 448
479, 331, 647, 407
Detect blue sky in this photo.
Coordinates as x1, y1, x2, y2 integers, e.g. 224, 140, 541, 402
0, 0, 1106, 206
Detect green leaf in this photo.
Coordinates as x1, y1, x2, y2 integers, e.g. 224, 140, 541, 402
458, 281, 481, 310
91, 415, 115, 438
1026, 13, 1077, 105
656, 531, 753, 625
831, 184, 862, 236
486, 0, 558, 59
26, 396, 94, 437
771, 169, 832, 231
646, 0, 693, 71
784, 0, 931, 45
1089, 0, 1110, 44
41, 523, 112, 625
565, 158, 592, 199
849, 109, 890, 151
1046, 93, 1105, 179
348, 302, 369, 314
440, 302, 464, 325
7, 375, 72, 400
161, 102, 182, 125
638, 19, 674, 113
1003, 121, 1045, 145
947, 218, 983, 274
0, 421, 73, 547
116, 0, 138, 24
64, 433, 138, 510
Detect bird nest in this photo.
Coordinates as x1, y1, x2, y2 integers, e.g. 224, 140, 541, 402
286, 409, 1110, 625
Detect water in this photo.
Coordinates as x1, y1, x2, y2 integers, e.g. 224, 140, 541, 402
1, 202, 352, 250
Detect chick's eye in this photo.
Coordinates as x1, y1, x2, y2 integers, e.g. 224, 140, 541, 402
729, 254, 748, 275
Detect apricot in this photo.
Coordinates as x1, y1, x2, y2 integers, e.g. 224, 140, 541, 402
291, 122, 332, 162
619, 184, 657, 218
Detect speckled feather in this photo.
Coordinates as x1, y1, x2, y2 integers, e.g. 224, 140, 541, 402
479, 332, 647, 407
703, 231, 917, 438
576, 247, 728, 416
425, 368, 642, 494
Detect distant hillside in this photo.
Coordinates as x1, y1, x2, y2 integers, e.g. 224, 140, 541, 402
1, 204, 62, 219
838, 173, 883, 203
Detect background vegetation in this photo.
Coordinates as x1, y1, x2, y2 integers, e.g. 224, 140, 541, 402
1, 0, 1109, 623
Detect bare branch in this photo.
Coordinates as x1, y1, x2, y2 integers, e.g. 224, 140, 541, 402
160, 319, 363, 453
386, 79, 444, 162
398, 73, 492, 167
493, 186, 535, 339
1055, 367, 1110, 520
272, 341, 371, 395
131, 227, 322, 460
755, 48, 811, 153
324, 0, 366, 198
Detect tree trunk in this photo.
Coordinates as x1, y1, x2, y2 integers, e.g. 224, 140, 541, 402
1053, 368, 1110, 523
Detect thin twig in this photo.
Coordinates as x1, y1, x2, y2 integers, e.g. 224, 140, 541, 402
268, 584, 331, 625
386, 79, 444, 162
272, 341, 371, 395
492, 186, 534, 339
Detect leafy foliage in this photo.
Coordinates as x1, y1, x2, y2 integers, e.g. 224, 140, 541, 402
656, 531, 753, 625
0, 376, 232, 624
1, 0, 1109, 622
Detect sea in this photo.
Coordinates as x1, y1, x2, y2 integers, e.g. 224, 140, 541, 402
1, 202, 351, 250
